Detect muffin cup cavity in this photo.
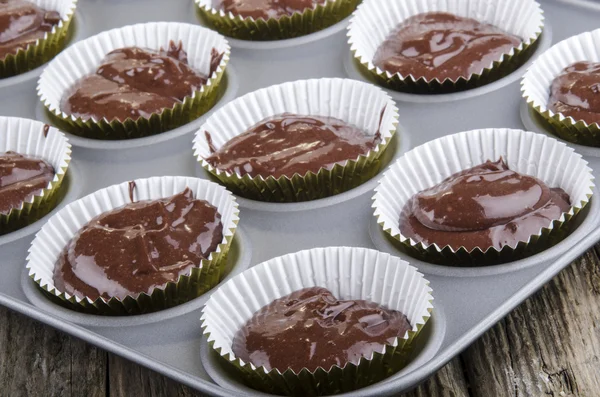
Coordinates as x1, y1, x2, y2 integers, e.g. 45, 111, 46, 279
522, 28, 600, 147
372, 128, 595, 266
193, 78, 398, 202
37, 22, 230, 140
196, 0, 359, 41
347, 0, 544, 93
201, 246, 433, 395
0, 0, 77, 78
0, 117, 71, 234
26, 176, 239, 315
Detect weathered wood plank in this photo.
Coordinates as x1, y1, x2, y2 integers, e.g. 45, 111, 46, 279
403, 357, 469, 397
0, 306, 106, 397
108, 354, 203, 397
462, 248, 600, 396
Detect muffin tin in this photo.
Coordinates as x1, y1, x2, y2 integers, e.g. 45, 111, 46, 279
1, 0, 600, 395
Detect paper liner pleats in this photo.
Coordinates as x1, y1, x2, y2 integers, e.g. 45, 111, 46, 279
193, 78, 398, 202
373, 128, 594, 266
348, 0, 544, 93
26, 176, 239, 315
201, 246, 433, 395
521, 28, 600, 147
196, 0, 359, 41
37, 22, 230, 140
0, 0, 77, 78
0, 117, 71, 234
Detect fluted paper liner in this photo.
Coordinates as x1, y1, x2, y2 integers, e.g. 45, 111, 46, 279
193, 78, 398, 202
0, 117, 71, 234
196, 0, 359, 41
373, 128, 594, 266
0, 0, 77, 78
26, 176, 239, 315
522, 28, 600, 146
348, 0, 544, 93
201, 246, 433, 395
38, 22, 230, 140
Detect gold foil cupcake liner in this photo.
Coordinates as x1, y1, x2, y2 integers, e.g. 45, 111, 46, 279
37, 22, 230, 140
522, 28, 600, 147
26, 176, 239, 315
0, 117, 71, 234
201, 246, 433, 395
193, 78, 398, 202
348, 0, 544, 93
373, 128, 595, 266
0, 0, 77, 78
196, 0, 359, 41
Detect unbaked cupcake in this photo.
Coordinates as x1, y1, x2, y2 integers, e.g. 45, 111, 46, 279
0, 116, 70, 234
38, 22, 230, 140
26, 176, 238, 315
202, 246, 433, 395
348, 0, 543, 93
196, 0, 359, 41
193, 78, 398, 202
373, 128, 594, 266
522, 28, 600, 146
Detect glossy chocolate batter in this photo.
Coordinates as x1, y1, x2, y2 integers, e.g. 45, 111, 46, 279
548, 61, 600, 125
53, 188, 224, 301
399, 159, 571, 251
232, 287, 411, 372
213, 0, 326, 20
0, 151, 54, 215
204, 113, 380, 178
0, 0, 61, 59
61, 43, 222, 122
372, 12, 522, 81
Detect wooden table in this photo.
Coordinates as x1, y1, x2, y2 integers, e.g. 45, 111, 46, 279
2, 247, 600, 396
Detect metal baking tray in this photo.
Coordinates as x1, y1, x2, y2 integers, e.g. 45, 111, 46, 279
1, 0, 599, 395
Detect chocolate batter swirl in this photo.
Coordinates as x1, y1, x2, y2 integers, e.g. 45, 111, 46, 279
399, 159, 571, 251
0, 151, 54, 215
213, 0, 326, 20
0, 0, 61, 59
373, 12, 521, 81
204, 113, 380, 178
61, 43, 223, 122
232, 287, 411, 372
548, 61, 600, 125
53, 188, 224, 301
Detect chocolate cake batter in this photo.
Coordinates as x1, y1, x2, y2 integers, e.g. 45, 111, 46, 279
0, 0, 61, 59
61, 42, 223, 122
0, 151, 54, 215
399, 159, 571, 251
53, 188, 224, 300
373, 12, 522, 81
232, 287, 411, 372
204, 113, 380, 178
213, 0, 326, 20
548, 61, 600, 125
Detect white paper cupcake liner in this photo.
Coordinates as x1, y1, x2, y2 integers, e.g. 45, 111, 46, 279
521, 28, 600, 144
26, 176, 239, 314
37, 22, 230, 138
373, 128, 594, 264
193, 77, 398, 202
201, 246, 432, 395
0, 116, 71, 229
348, 0, 544, 86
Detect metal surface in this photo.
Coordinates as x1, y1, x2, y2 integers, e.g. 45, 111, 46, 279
0, 0, 599, 395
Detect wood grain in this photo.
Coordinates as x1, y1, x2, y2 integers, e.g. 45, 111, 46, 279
462, 247, 600, 397
2, 247, 600, 396
0, 306, 106, 397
